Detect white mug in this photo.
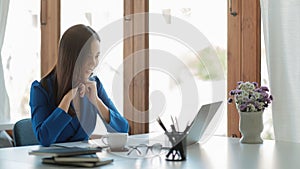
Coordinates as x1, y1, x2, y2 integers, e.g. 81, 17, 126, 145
102, 133, 128, 150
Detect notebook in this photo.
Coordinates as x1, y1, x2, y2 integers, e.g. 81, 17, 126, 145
42, 157, 113, 167
28, 147, 103, 157
186, 101, 223, 145
53, 154, 100, 162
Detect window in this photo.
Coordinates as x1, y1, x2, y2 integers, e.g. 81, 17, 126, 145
227, 0, 261, 137
149, 0, 227, 135
261, 24, 274, 139
61, 0, 124, 134
41, 0, 263, 136
1, 0, 40, 120
61, 0, 124, 114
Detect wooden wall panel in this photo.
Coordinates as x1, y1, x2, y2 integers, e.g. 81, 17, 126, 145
241, 0, 261, 82
40, 0, 60, 77
124, 0, 135, 134
132, 0, 149, 134
124, 0, 149, 134
227, 0, 242, 138
227, 0, 261, 137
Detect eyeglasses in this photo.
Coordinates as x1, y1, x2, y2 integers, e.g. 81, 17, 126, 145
127, 143, 169, 157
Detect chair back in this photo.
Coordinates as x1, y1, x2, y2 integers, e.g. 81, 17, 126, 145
13, 118, 39, 146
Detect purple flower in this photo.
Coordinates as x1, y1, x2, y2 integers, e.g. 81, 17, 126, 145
261, 92, 269, 98
254, 102, 260, 109
235, 90, 242, 94
252, 82, 258, 87
260, 86, 269, 92
229, 90, 235, 96
228, 81, 272, 112
255, 88, 262, 92
265, 98, 271, 103
239, 104, 247, 111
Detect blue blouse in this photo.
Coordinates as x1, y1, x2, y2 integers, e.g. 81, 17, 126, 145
29, 74, 129, 146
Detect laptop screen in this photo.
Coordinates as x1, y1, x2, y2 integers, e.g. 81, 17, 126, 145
186, 101, 223, 145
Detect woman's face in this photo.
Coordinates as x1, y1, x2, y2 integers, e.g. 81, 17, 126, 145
81, 40, 100, 81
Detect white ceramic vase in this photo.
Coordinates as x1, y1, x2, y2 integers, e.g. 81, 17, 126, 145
238, 110, 263, 144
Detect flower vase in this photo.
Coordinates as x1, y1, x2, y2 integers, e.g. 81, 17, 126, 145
238, 110, 263, 144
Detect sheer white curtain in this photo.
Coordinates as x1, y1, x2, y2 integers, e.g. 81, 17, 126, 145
261, 0, 300, 142
0, 0, 10, 121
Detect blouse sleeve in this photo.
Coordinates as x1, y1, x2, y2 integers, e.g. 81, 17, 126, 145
94, 77, 129, 133
29, 81, 72, 146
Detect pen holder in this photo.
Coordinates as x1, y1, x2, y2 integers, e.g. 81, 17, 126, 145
165, 132, 187, 161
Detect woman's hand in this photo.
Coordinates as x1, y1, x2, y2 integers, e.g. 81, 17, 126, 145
79, 80, 110, 122
67, 86, 80, 100
80, 80, 99, 106
78, 83, 86, 98
58, 86, 79, 113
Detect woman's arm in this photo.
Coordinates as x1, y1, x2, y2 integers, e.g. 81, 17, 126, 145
82, 76, 129, 133
82, 80, 110, 123
58, 86, 79, 113
29, 81, 73, 146
94, 77, 129, 133
95, 97, 110, 123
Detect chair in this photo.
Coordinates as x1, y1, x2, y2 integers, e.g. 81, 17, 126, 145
13, 118, 39, 146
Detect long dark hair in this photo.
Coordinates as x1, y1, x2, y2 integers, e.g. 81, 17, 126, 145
41, 24, 100, 116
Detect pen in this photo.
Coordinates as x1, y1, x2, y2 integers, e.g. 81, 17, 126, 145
170, 116, 177, 132
175, 117, 180, 132
171, 116, 180, 132
157, 117, 167, 132
170, 124, 176, 133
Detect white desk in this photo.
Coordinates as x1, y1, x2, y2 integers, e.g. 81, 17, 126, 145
1, 136, 300, 169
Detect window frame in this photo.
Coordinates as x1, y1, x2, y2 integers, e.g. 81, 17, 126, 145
227, 0, 261, 137
40, 0, 60, 77
123, 0, 149, 134
41, 0, 261, 136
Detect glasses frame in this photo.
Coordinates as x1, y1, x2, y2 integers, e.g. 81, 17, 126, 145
127, 143, 169, 157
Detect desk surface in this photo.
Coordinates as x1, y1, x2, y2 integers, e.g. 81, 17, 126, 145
1, 136, 300, 169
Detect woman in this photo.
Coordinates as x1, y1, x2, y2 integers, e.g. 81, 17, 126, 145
29, 24, 129, 146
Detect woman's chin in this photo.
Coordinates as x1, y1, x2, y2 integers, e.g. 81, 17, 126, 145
85, 74, 91, 80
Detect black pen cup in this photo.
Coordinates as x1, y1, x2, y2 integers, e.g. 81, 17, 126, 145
165, 132, 187, 161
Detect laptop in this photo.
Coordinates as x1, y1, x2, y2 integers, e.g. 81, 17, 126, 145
186, 101, 223, 145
